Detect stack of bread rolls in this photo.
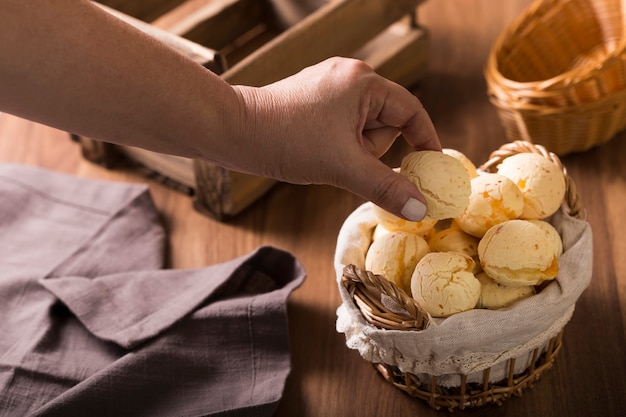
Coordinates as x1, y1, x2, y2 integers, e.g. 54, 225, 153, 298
365, 149, 566, 318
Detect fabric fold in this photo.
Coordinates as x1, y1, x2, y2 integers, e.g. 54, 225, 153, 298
40, 247, 304, 350
0, 163, 305, 417
29, 246, 305, 417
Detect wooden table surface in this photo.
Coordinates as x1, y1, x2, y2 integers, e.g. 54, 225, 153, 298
1, 1, 625, 416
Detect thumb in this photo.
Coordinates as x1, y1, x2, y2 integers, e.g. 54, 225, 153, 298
347, 159, 428, 221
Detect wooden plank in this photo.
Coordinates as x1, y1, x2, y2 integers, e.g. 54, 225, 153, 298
354, 20, 429, 89
151, 0, 265, 50
221, 0, 423, 86
118, 145, 195, 187
192, 160, 278, 219
72, 134, 121, 168
96, 2, 225, 72
264, 0, 332, 29
94, 0, 189, 22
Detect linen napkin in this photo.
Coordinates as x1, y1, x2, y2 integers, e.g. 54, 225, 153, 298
0, 163, 305, 417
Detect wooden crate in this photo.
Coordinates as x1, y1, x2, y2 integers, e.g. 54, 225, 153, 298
76, 0, 430, 220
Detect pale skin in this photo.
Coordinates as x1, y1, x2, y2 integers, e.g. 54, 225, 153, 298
0, 0, 441, 220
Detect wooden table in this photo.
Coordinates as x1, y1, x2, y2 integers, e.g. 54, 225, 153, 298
1, 1, 625, 416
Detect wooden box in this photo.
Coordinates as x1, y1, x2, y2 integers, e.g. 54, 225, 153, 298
76, 0, 430, 220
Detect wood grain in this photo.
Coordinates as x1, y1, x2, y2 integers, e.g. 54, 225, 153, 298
220, 0, 422, 86
1, 1, 625, 416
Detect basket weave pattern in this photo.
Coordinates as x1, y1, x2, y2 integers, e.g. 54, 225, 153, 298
485, 0, 626, 154
340, 141, 584, 411
342, 265, 565, 410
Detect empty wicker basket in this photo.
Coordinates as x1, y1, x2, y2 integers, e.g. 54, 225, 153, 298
335, 141, 592, 410
485, 0, 626, 155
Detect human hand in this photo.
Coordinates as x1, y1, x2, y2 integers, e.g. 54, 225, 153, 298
0, 1, 432, 222
232, 57, 441, 221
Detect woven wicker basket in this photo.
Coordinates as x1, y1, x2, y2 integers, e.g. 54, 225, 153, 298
485, 0, 626, 155
338, 141, 587, 411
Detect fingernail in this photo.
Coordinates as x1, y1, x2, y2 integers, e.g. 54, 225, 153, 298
401, 198, 427, 221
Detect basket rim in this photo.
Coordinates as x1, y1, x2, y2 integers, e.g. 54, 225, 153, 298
485, 0, 626, 93
487, 84, 626, 113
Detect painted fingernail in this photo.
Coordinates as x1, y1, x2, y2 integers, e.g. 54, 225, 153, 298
401, 198, 427, 221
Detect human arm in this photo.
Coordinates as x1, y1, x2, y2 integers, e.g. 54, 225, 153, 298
0, 0, 440, 220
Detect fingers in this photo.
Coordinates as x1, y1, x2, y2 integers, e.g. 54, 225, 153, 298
340, 155, 428, 221
367, 76, 441, 152
330, 61, 438, 219
370, 166, 429, 221
362, 126, 401, 157
400, 99, 442, 152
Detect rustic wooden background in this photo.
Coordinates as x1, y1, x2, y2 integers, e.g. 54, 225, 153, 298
1, 1, 625, 416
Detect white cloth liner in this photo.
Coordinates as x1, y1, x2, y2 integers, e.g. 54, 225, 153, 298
335, 202, 593, 386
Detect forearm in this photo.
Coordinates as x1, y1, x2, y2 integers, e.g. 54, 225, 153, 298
0, 0, 243, 163
0, 0, 442, 221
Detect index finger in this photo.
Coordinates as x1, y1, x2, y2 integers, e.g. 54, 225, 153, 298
400, 97, 442, 152
372, 78, 441, 152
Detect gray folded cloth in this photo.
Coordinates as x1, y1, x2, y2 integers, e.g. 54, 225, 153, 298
0, 163, 305, 417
